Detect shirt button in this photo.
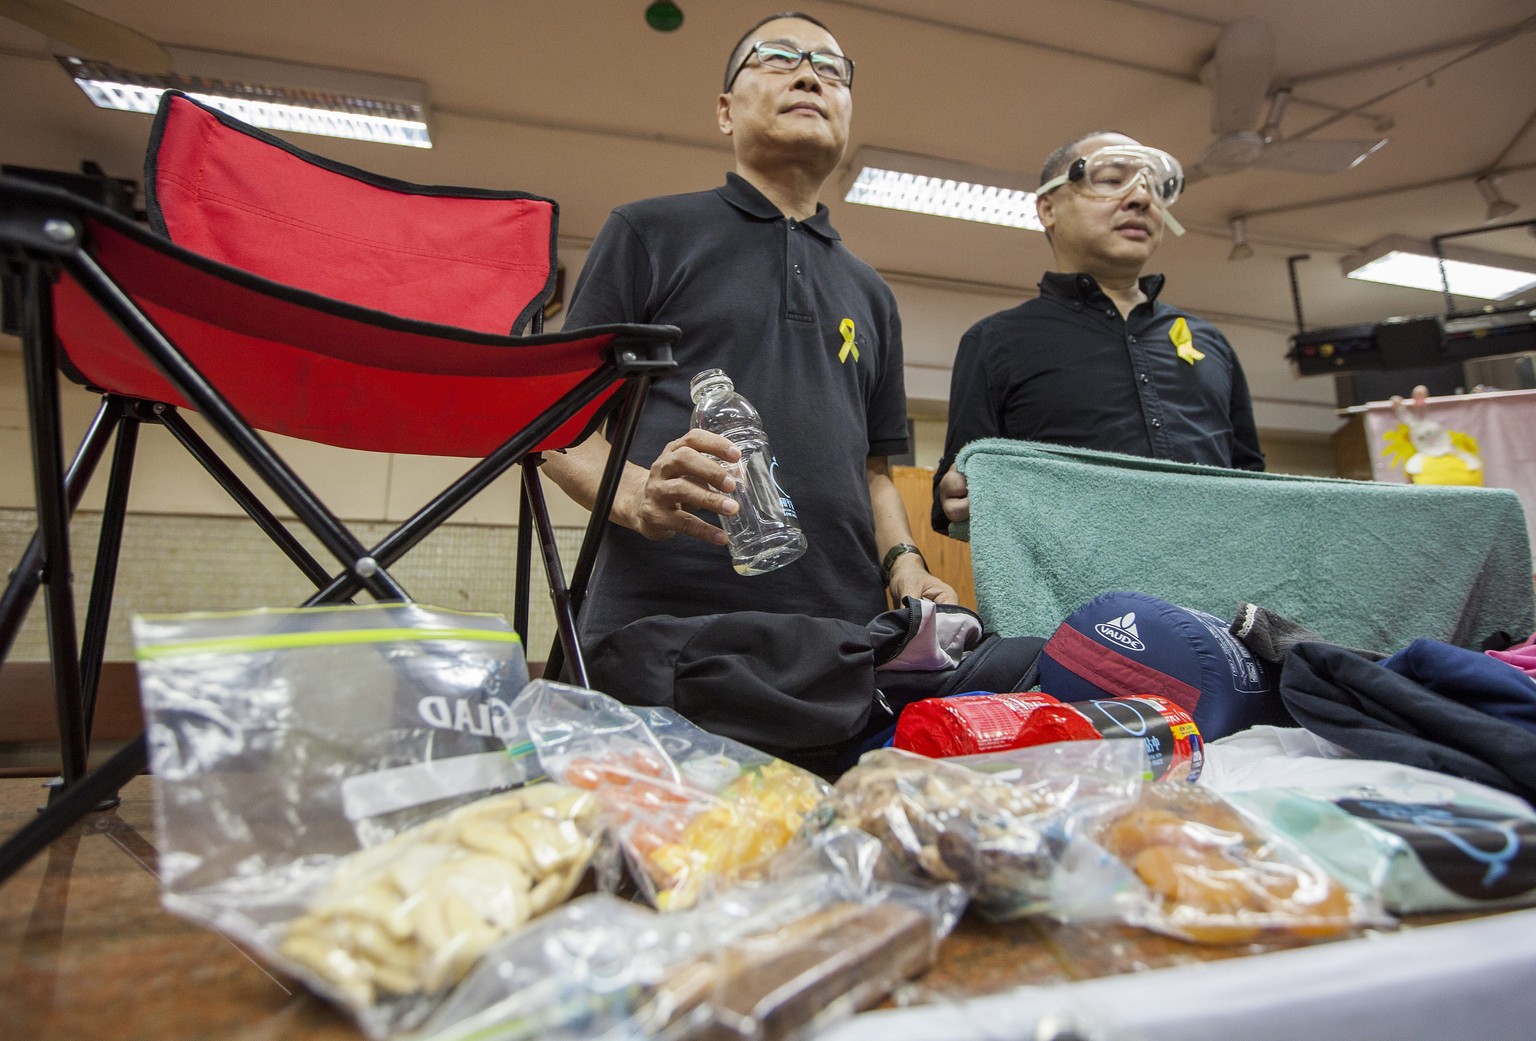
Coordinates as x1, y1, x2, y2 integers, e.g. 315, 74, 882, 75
1151, 419, 1163, 428
1140, 373, 1150, 383
1106, 309, 1115, 318
1129, 336, 1138, 344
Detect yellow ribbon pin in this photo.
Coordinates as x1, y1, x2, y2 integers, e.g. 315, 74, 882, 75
1171, 316, 1204, 365
838, 318, 860, 363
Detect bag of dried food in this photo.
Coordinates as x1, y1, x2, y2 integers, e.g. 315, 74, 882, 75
806, 742, 1146, 921
1052, 781, 1390, 944
134, 603, 603, 1038
416, 828, 964, 1041
518, 679, 831, 911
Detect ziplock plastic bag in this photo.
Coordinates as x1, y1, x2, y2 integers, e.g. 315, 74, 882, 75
1223, 786, 1536, 915
806, 742, 1146, 921
133, 603, 600, 1038
1051, 781, 1389, 945
517, 680, 831, 911
414, 827, 964, 1041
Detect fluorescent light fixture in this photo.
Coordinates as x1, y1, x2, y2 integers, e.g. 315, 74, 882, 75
843, 147, 1044, 230
1343, 235, 1536, 301
56, 46, 431, 148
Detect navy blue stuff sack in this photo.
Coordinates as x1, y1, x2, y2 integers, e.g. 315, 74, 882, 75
1036, 591, 1293, 740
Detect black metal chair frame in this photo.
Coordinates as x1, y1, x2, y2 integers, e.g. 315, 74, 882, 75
0, 175, 676, 884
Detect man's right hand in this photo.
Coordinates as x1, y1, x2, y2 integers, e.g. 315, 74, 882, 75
542, 430, 743, 546
938, 464, 971, 525
618, 429, 743, 544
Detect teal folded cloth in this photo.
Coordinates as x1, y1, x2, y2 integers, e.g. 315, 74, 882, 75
959, 439, 1536, 653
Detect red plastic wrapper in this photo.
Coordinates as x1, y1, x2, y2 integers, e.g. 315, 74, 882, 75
893, 691, 1095, 757
893, 691, 1203, 782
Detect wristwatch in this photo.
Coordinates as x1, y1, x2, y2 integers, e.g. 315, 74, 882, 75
881, 542, 926, 586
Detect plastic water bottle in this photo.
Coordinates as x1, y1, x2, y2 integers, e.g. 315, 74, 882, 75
688, 368, 808, 575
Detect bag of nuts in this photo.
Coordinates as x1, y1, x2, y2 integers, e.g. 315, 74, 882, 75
134, 603, 599, 1037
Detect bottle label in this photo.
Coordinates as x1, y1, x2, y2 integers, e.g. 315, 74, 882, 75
769, 456, 798, 520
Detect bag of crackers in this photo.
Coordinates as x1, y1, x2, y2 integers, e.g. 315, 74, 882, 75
133, 604, 605, 1038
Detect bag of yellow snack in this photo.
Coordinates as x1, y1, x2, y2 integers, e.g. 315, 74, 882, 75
519, 680, 832, 910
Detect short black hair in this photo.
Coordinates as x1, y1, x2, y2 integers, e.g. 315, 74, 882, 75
723, 11, 835, 92
1039, 130, 1125, 188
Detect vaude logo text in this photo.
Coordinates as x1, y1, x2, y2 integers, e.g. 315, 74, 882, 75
1095, 612, 1145, 652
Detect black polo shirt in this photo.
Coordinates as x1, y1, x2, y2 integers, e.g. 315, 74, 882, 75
566, 173, 910, 640
932, 271, 1266, 534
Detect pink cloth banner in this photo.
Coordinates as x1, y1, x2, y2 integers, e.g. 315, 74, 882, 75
1356, 388, 1536, 554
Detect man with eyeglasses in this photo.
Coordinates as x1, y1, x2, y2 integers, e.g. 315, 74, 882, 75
543, 13, 960, 760
931, 131, 1266, 536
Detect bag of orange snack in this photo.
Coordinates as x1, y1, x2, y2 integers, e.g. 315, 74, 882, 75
517, 680, 831, 910
1055, 781, 1388, 945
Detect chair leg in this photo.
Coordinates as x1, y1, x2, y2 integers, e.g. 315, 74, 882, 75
77, 408, 139, 740
566, 377, 653, 628
514, 474, 534, 648
523, 466, 586, 688
0, 736, 145, 886
0, 397, 119, 665
18, 264, 88, 788
0, 396, 134, 823
542, 374, 657, 683
156, 406, 337, 591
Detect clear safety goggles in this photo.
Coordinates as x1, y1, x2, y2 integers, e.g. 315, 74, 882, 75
1038, 145, 1187, 235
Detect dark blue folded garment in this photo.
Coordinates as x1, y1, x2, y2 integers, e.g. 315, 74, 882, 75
1036, 590, 1292, 740
1382, 638, 1536, 733
1282, 641, 1536, 804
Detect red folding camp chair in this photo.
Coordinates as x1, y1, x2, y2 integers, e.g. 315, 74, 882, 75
0, 91, 677, 881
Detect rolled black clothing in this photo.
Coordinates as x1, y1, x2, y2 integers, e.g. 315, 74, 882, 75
932, 271, 1265, 535
585, 600, 1045, 777
1280, 641, 1536, 804
586, 611, 879, 771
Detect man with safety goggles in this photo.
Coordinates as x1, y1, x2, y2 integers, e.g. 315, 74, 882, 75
1035, 143, 1187, 236
932, 132, 1265, 538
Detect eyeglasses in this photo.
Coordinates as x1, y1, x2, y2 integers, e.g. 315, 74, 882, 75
1037, 145, 1185, 206
725, 41, 855, 93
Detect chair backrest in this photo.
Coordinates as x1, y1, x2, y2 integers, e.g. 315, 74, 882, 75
146, 91, 556, 335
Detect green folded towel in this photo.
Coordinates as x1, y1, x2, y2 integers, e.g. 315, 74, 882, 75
959, 439, 1535, 652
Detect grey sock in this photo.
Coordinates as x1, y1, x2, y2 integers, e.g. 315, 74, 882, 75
1230, 602, 1386, 665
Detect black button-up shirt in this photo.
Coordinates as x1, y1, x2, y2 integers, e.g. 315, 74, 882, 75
933, 271, 1265, 534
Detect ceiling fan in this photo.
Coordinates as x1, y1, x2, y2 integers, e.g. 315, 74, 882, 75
0, 0, 171, 72
1189, 17, 1388, 182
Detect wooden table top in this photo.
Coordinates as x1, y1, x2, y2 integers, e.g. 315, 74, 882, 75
0, 774, 1502, 1041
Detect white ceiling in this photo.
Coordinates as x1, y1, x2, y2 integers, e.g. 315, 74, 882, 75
3, 1, 1535, 431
